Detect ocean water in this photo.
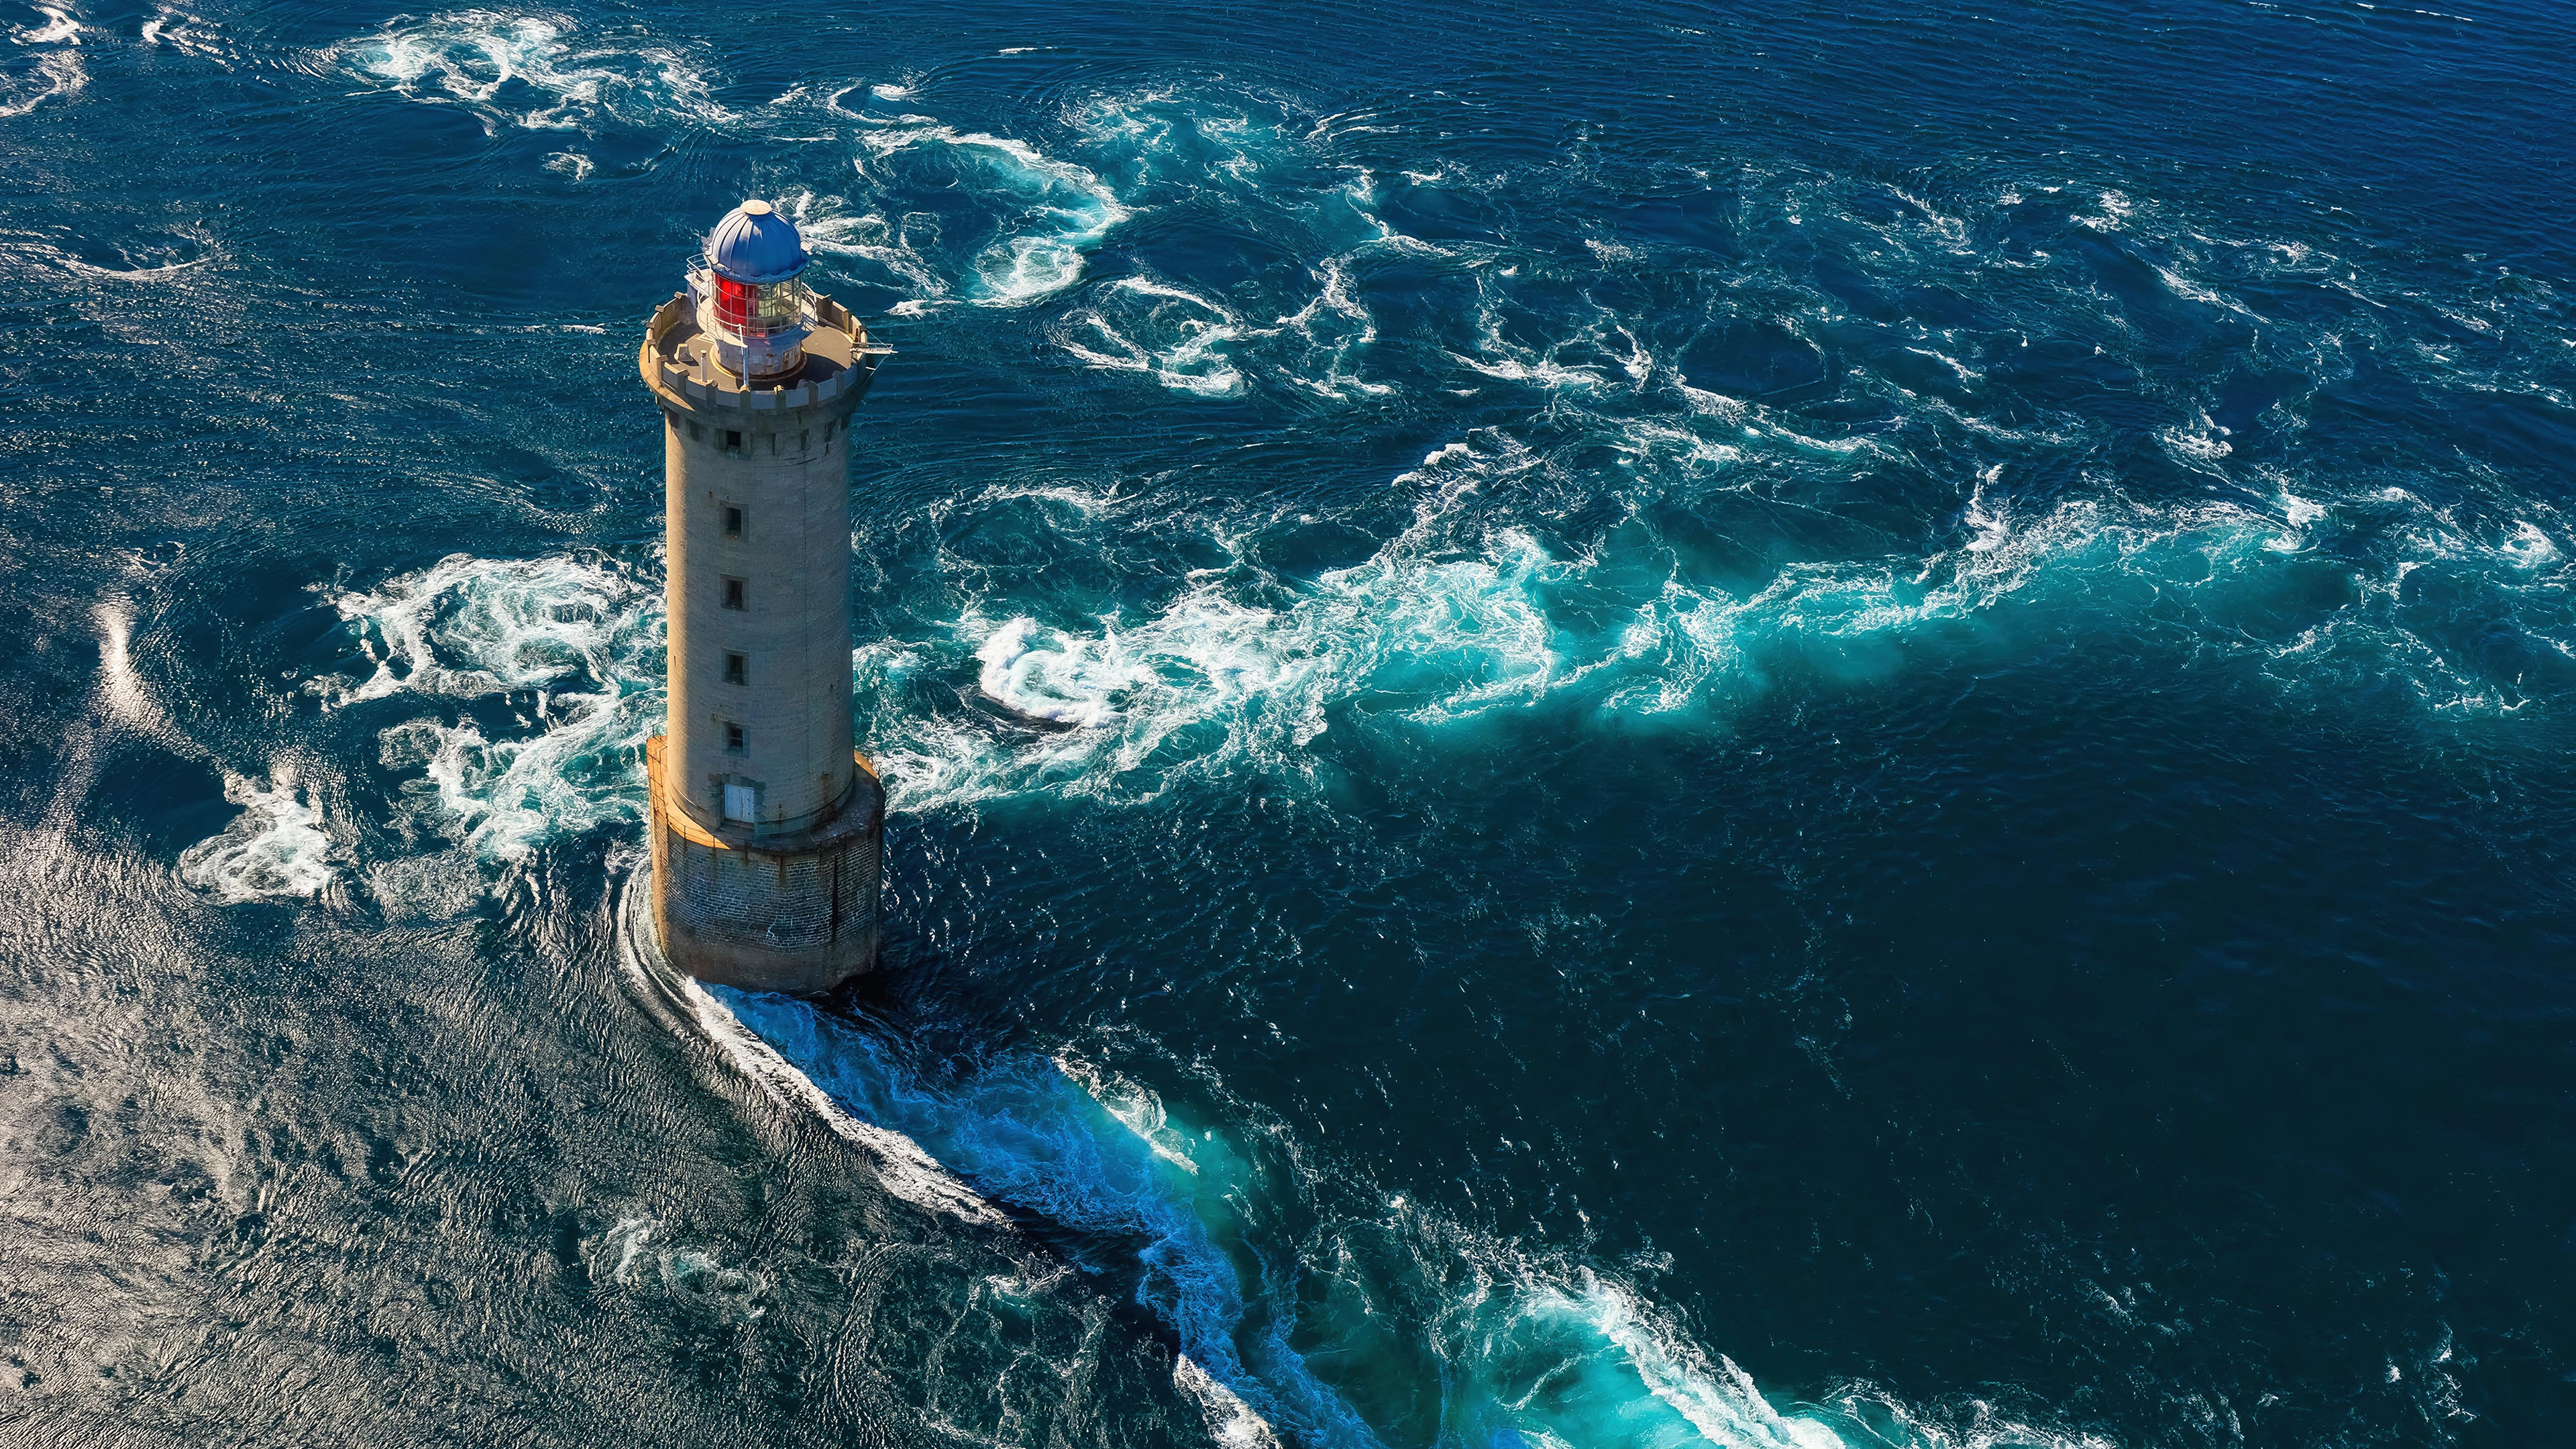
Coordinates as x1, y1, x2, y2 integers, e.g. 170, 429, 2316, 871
3, 0, 2573, 1443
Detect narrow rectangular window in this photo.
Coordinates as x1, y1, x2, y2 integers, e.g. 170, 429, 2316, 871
724, 722, 746, 755
723, 505, 743, 537
722, 576, 745, 610
723, 652, 747, 685
724, 429, 743, 451
722, 782, 755, 821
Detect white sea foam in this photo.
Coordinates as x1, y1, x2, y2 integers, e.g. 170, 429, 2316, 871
18, 227, 221, 281
1055, 1055, 1200, 1175
324, 552, 656, 861
680, 989, 1010, 1232
139, 5, 233, 64
1, 5, 83, 118
1040, 89, 1405, 397
303, 429, 2574, 851
975, 614, 1145, 726
845, 439, 1629, 807
2074, 187, 2136, 232
779, 189, 949, 303
11, 4, 76, 44
585, 1218, 769, 1320
1049, 258, 1385, 398
1378, 1167, 2121, 1448
1069, 89, 1290, 193
115, 598, 344, 906
1438, 1268, 1854, 1448
1678, 1308, 2064, 1446
10, 4, 71, 42
339, 10, 727, 132
1963, 467, 2011, 553
855, 122, 1127, 307
327, 552, 646, 700
1174, 1355, 1281, 1449
694, 991, 1016, 1232
1267, 256, 1391, 398
1446, 268, 1644, 394
2498, 519, 2559, 569
179, 767, 339, 902
794, 87, 1407, 395
2158, 415, 2234, 466
592, 1216, 657, 1285
1055, 276, 1249, 397
856, 430, 2576, 811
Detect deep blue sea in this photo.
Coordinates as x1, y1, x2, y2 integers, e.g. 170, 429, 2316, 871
4, 0, 2573, 1443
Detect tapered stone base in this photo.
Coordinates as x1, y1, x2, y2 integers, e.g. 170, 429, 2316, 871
646, 736, 883, 995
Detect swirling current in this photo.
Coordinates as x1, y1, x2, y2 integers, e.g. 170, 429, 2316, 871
3, 0, 2573, 1444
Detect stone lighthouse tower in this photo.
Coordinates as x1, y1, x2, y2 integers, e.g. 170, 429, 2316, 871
639, 199, 887, 994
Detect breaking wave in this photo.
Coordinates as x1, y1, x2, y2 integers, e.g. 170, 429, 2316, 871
720, 987, 2106, 1449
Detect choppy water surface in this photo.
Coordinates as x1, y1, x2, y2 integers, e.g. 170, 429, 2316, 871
4, 0, 2573, 1444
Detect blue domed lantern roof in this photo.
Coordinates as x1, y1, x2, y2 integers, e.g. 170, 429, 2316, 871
703, 199, 808, 284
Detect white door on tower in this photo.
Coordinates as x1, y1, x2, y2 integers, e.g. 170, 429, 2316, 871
723, 784, 755, 822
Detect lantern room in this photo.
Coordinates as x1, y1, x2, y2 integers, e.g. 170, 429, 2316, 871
691, 198, 817, 382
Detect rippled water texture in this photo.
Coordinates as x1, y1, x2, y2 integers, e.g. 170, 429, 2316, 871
3, 0, 2573, 1444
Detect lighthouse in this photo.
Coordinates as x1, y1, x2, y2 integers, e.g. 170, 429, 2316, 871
639, 199, 887, 994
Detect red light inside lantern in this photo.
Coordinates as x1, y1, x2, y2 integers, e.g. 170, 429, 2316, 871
714, 276, 759, 333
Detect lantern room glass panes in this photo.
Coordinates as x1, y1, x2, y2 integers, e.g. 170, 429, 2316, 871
712, 276, 807, 336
